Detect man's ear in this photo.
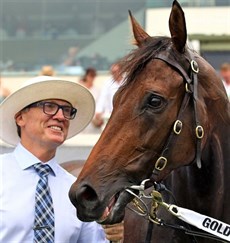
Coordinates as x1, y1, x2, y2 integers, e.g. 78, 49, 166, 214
14, 111, 25, 126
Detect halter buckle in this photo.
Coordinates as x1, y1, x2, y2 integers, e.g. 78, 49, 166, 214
155, 157, 167, 171
148, 215, 161, 225
195, 125, 204, 139
191, 60, 199, 73
185, 83, 193, 93
173, 120, 183, 135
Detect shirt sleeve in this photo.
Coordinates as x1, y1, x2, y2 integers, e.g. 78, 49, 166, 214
77, 221, 109, 243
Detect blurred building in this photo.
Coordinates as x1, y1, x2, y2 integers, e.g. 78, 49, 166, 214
0, 0, 145, 72
0, 0, 229, 73
146, 0, 230, 70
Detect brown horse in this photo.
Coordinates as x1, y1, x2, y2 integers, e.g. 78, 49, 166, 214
69, 1, 230, 242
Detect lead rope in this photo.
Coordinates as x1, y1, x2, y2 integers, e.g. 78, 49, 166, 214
125, 181, 229, 243
152, 190, 229, 242
144, 183, 198, 243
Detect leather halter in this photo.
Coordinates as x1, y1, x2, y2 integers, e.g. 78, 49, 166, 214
151, 47, 204, 178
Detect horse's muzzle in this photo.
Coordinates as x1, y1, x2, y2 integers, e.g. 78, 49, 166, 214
69, 182, 133, 224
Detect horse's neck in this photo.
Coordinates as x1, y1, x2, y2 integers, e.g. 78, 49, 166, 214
168, 124, 229, 222
204, 122, 230, 177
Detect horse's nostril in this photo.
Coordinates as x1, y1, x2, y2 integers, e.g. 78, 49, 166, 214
78, 185, 98, 202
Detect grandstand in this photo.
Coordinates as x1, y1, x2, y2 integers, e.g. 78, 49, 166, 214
0, 0, 146, 72
0, 0, 229, 71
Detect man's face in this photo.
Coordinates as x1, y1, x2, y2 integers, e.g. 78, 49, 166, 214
15, 99, 72, 149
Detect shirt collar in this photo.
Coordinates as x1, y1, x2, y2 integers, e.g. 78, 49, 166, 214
14, 143, 58, 176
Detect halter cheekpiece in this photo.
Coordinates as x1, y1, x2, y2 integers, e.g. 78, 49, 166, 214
151, 46, 204, 178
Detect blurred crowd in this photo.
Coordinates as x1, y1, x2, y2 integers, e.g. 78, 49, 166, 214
78, 63, 124, 133
1, 61, 229, 135
0, 46, 112, 73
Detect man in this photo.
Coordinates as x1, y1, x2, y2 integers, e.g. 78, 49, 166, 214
79, 67, 101, 134
0, 76, 123, 242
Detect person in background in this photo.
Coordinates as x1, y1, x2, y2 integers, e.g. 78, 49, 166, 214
93, 63, 124, 128
40, 65, 55, 76
0, 76, 124, 242
0, 75, 11, 103
79, 67, 100, 101
219, 62, 230, 100
62, 46, 79, 66
79, 67, 101, 134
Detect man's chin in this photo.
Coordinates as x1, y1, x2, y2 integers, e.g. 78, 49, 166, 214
47, 135, 66, 147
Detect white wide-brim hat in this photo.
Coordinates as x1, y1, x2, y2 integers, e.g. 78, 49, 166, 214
0, 76, 95, 146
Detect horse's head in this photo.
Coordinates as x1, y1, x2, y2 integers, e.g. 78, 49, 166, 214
69, 0, 229, 224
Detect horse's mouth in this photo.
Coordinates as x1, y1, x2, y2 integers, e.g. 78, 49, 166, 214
97, 193, 119, 223
97, 190, 134, 224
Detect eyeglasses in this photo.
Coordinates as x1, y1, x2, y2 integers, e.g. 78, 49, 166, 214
27, 101, 77, 120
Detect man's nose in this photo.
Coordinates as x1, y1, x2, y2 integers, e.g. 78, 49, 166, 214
53, 108, 66, 120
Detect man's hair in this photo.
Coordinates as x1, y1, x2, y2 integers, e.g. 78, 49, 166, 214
16, 124, 21, 138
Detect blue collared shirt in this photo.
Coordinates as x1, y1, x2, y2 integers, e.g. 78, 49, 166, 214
0, 143, 108, 243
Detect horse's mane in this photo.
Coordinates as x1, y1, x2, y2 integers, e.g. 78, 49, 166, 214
118, 36, 230, 124
119, 37, 171, 86
193, 55, 230, 124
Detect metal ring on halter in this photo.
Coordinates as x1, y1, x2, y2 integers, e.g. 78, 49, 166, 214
148, 215, 162, 225
128, 179, 153, 199
155, 156, 167, 171
191, 60, 199, 73
128, 179, 151, 192
125, 188, 149, 217
173, 120, 183, 135
185, 83, 193, 93
195, 125, 204, 139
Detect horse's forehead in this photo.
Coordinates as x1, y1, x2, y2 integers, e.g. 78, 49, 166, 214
146, 59, 183, 83
125, 59, 184, 96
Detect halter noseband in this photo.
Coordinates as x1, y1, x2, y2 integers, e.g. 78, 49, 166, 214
151, 48, 204, 178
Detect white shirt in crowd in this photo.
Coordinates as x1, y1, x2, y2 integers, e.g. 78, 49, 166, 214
96, 78, 123, 115
223, 81, 230, 100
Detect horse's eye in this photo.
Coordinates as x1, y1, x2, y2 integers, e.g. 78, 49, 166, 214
148, 95, 163, 108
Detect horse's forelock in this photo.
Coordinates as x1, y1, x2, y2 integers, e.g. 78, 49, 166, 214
119, 37, 171, 86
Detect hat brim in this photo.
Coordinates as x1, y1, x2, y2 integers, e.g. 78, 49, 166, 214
0, 76, 95, 146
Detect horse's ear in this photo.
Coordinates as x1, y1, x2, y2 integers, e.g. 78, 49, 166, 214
129, 10, 150, 47
169, 0, 187, 53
